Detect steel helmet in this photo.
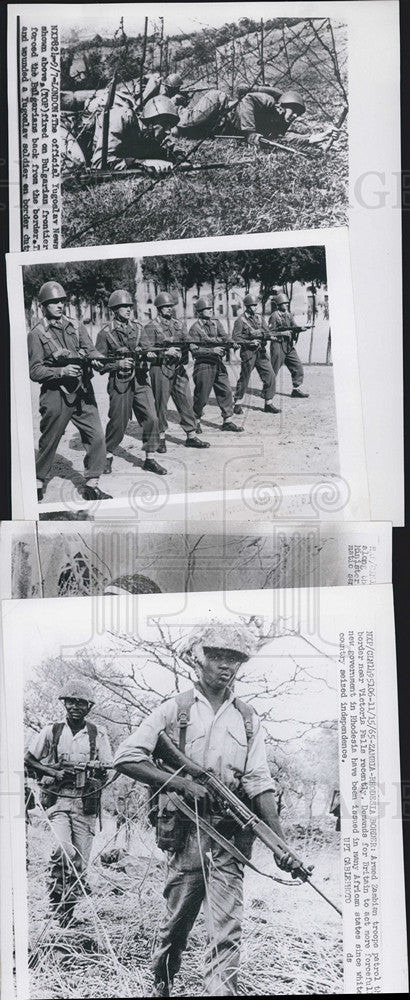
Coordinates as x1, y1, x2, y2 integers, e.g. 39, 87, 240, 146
141, 96, 180, 125
272, 291, 289, 307
195, 296, 212, 312
181, 623, 256, 661
164, 73, 182, 92
108, 289, 134, 309
243, 293, 258, 307
38, 281, 67, 304
279, 90, 306, 115
58, 679, 95, 704
155, 291, 175, 309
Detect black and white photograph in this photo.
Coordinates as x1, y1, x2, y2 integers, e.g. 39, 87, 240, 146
8, 231, 369, 521
1, 520, 392, 601
2, 586, 406, 997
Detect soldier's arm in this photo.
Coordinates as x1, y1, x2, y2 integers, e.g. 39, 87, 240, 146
27, 331, 66, 383
78, 322, 104, 359
24, 749, 63, 780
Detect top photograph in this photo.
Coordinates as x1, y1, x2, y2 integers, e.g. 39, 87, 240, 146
11, 4, 348, 250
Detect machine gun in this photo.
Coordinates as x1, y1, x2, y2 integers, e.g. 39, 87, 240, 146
154, 729, 342, 917
46, 347, 99, 383
236, 326, 309, 349
42, 760, 109, 816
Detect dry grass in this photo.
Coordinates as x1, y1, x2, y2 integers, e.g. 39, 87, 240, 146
26, 812, 343, 997
62, 137, 348, 249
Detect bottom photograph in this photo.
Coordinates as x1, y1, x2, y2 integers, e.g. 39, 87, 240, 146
2, 588, 405, 997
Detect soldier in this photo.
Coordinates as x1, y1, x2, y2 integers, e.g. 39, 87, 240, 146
28, 281, 112, 503
142, 72, 185, 108
144, 292, 210, 453
96, 289, 167, 477
232, 293, 280, 415
173, 87, 306, 147
25, 680, 113, 926
114, 623, 298, 997
91, 93, 183, 173
188, 297, 243, 433
269, 292, 309, 398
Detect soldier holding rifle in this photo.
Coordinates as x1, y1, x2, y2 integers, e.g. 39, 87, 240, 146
28, 281, 111, 502
25, 680, 113, 927
233, 293, 280, 415
269, 292, 309, 399
114, 624, 299, 997
96, 289, 167, 477
188, 297, 243, 434
144, 292, 210, 453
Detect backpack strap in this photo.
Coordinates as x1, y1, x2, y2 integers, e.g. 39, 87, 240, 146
51, 721, 65, 763
174, 689, 196, 754
233, 697, 254, 746
86, 721, 98, 760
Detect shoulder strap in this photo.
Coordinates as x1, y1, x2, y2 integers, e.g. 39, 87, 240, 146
51, 721, 65, 763
86, 721, 98, 760
174, 689, 196, 754
233, 697, 254, 745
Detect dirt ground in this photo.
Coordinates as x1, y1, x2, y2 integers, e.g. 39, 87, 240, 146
31, 360, 338, 511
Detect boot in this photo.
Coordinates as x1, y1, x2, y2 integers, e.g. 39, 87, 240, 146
233, 403, 243, 414
143, 457, 168, 476
264, 403, 281, 413
82, 485, 113, 500
291, 387, 309, 398
185, 436, 210, 449
157, 440, 167, 454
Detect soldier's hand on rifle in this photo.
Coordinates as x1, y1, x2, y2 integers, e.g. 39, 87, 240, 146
164, 347, 181, 359
213, 345, 226, 357
64, 364, 82, 378
172, 774, 208, 804
247, 132, 263, 150
91, 358, 105, 372
143, 159, 174, 176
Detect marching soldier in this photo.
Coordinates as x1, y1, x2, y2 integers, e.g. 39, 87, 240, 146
95, 289, 167, 477
188, 298, 243, 433
233, 293, 280, 415
144, 292, 210, 453
25, 680, 113, 927
28, 281, 111, 503
269, 292, 309, 398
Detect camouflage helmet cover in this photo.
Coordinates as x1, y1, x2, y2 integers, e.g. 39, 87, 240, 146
59, 679, 95, 704
243, 293, 258, 307
38, 281, 67, 304
181, 623, 256, 661
279, 90, 306, 114
155, 291, 175, 309
271, 291, 289, 306
141, 96, 180, 125
108, 289, 134, 309
195, 296, 213, 312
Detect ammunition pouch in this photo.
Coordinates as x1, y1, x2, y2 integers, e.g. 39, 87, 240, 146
82, 776, 102, 817
40, 780, 59, 810
149, 792, 190, 854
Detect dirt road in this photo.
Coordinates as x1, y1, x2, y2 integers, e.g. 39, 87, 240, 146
31, 359, 338, 510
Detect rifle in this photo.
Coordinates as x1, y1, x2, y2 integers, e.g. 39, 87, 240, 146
236, 326, 309, 349
46, 348, 98, 383
154, 729, 342, 918
43, 761, 109, 817
61, 160, 251, 190
213, 133, 309, 160
102, 340, 231, 370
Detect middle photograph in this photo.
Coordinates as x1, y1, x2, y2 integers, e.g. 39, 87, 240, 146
9, 229, 369, 522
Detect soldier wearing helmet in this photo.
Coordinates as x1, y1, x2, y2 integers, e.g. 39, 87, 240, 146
232, 293, 280, 416
27, 280, 112, 503
173, 84, 306, 147
188, 297, 243, 433
268, 291, 309, 399
25, 678, 112, 926
144, 292, 210, 452
95, 289, 167, 477
114, 621, 297, 996
90, 86, 183, 174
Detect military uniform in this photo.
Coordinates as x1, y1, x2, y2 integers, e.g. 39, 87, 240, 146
28, 719, 112, 920
269, 309, 305, 390
233, 312, 276, 404
188, 316, 235, 422
175, 88, 292, 141
95, 317, 160, 456
143, 315, 198, 437
90, 90, 178, 171
114, 687, 275, 996
28, 315, 106, 485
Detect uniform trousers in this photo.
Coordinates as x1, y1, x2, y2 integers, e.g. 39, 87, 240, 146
193, 360, 234, 421
150, 364, 197, 436
36, 385, 106, 482
48, 795, 96, 875
270, 340, 304, 388
152, 827, 244, 996
105, 375, 160, 454
235, 348, 275, 402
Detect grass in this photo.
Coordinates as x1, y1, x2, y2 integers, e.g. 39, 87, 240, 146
26, 811, 343, 997
62, 136, 348, 249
